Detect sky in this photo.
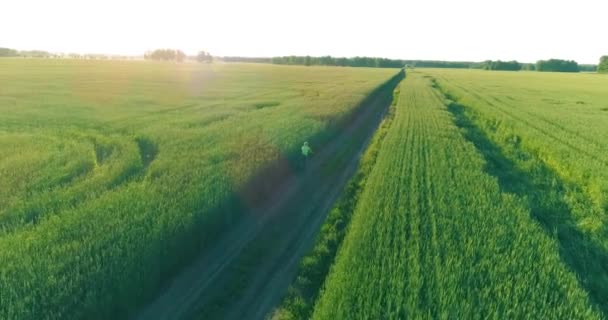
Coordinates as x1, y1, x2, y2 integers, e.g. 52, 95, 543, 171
2, 0, 607, 64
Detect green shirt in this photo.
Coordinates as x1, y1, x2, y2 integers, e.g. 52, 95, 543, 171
301, 145, 313, 157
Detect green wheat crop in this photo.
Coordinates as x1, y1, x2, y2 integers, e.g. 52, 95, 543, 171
311, 73, 601, 319
0, 59, 398, 319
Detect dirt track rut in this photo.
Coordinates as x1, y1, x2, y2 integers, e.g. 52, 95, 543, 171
135, 72, 403, 320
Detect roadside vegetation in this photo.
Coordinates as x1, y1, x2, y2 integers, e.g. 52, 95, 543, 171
272, 83, 402, 320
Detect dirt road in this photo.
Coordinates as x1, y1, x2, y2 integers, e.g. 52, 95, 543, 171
135, 72, 403, 320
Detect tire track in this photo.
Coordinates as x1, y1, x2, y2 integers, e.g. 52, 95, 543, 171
135, 71, 404, 320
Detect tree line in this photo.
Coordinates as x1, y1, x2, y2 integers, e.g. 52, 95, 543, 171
223, 56, 404, 68
0, 47, 18, 57
3, 46, 607, 73
481, 60, 522, 71
144, 49, 187, 62
453, 59, 595, 72
412, 59, 600, 73
0, 47, 53, 58
536, 59, 579, 72
272, 56, 404, 68
222, 56, 603, 73
143, 49, 212, 63
599, 56, 608, 73
0, 47, 134, 60
404, 60, 474, 69
582, 64, 598, 72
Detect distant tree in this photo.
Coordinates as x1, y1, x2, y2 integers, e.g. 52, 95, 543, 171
521, 63, 536, 71
175, 50, 186, 62
196, 51, 212, 63
481, 60, 522, 71
144, 49, 186, 62
536, 59, 579, 72
336, 57, 349, 66
578, 64, 597, 72
222, 56, 271, 63
319, 55, 333, 66
21, 50, 51, 58
599, 56, 608, 73
223, 55, 404, 68
401, 60, 473, 69
0, 47, 19, 57
84, 54, 110, 60
468, 62, 485, 69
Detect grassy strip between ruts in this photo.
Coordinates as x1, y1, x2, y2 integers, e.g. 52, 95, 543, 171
270, 82, 402, 320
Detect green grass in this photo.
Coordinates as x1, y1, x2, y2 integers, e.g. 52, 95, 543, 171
5, 60, 608, 319
426, 69, 608, 215
0, 59, 399, 319
425, 68, 608, 315
311, 73, 601, 319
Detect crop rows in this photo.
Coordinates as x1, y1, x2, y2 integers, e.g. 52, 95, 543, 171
0, 59, 399, 319
311, 74, 600, 319
426, 69, 608, 315
428, 69, 608, 216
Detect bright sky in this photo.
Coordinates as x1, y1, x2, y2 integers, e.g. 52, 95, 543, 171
2, 0, 606, 64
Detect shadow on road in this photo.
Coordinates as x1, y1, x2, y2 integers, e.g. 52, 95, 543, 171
135, 71, 404, 320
